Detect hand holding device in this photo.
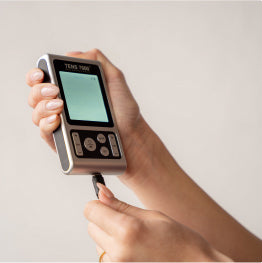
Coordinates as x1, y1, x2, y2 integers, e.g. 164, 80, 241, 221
36, 54, 126, 175
26, 50, 147, 178
26, 50, 262, 261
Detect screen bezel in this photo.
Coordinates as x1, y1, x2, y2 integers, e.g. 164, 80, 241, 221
53, 59, 114, 127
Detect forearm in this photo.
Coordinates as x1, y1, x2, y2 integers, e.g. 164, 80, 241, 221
119, 116, 262, 261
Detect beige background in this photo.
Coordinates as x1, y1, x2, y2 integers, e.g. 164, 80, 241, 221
0, 1, 261, 261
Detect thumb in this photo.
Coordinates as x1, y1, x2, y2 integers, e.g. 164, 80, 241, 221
97, 183, 145, 219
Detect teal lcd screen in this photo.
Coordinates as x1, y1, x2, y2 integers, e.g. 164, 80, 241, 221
59, 71, 109, 123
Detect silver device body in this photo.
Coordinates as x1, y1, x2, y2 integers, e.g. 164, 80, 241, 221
37, 54, 127, 175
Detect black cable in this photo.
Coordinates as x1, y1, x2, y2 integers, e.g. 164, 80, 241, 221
92, 173, 105, 199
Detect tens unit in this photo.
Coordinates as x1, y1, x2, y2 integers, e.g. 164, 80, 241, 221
37, 54, 127, 175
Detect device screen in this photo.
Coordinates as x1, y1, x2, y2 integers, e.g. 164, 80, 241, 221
54, 59, 113, 127
59, 71, 109, 123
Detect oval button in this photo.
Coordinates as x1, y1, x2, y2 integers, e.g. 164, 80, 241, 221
100, 146, 110, 157
84, 137, 96, 151
97, 133, 106, 144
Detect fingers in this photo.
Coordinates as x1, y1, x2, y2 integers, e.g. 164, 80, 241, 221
32, 99, 63, 126
88, 222, 112, 253
26, 67, 60, 152
84, 190, 146, 237
28, 83, 59, 108
26, 68, 61, 152
96, 246, 111, 262
97, 183, 146, 219
39, 115, 60, 151
26, 68, 44, 87
84, 200, 131, 236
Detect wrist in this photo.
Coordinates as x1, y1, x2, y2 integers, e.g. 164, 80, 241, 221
194, 239, 233, 262
182, 234, 234, 262
118, 114, 178, 189
118, 114, 158, 185
203, 246, 233, 262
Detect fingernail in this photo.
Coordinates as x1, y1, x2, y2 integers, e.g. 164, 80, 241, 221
97, 183, 114, 199
31, 70, 43, 81
47, 114, 57, 123
46, 100, 63, 110
41, 86, 59, 97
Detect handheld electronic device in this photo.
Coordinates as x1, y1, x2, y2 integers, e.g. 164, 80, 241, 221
37, 54, 127, 175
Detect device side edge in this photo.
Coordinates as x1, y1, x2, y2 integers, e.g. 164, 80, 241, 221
37, 58, 71, 173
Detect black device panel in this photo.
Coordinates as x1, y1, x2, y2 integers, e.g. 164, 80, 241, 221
71, 130, 121, 159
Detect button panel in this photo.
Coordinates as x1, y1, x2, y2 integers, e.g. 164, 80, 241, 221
71, 130, 121, 159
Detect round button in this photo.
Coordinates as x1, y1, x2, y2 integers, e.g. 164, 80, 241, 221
100, 146, 110, 157
97, 133, 106, 144
84, 137, 96, 151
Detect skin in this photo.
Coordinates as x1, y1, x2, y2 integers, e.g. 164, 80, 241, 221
26, 49, 262, 261
85, 183, 232, 262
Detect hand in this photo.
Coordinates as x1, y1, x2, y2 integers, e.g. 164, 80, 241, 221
26, 51, 262, 262
84, 184, 232, 262
26, 49, 155, 180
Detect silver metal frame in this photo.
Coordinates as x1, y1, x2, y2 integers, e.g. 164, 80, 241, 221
37, 54, 127, 175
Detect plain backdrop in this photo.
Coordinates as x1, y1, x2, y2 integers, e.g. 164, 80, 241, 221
0, 1, 261, 261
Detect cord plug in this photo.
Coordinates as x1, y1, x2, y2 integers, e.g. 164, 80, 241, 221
92, 173, 105, 199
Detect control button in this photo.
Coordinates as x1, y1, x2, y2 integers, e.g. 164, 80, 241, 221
97, 133, 106, 144
84, 137, 96, 151
72, 132, 81, 144
108, 134, 120, 157
72, 132, 83, 156
75, 146, 84, 156
111, 145, 120, 157
100, 146, 110, 157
